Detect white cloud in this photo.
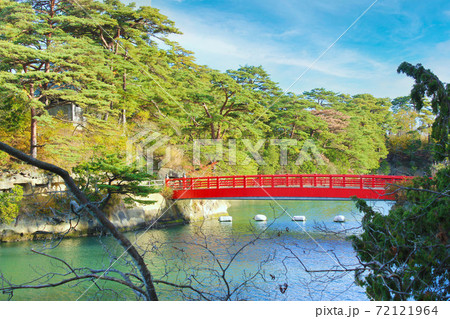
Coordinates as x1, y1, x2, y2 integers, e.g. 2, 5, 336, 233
164, 7, 412, 97
131, 0, 449, 98
423, 40, 450, 82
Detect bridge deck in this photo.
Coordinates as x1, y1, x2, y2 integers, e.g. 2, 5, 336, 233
166, 174, 411, 201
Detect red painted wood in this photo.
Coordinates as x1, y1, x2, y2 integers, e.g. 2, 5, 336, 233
166, 174, 412, 201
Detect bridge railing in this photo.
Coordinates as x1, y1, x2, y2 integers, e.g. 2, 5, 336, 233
165, 174, 410, 191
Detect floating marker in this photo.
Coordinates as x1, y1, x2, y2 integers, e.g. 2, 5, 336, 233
218, 216, 232, 222
254, 214, 267, 221
333, 215, 345, 222
292, 215, 306, 221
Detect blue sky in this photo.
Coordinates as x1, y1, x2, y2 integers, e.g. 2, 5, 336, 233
126, 0, 450, 98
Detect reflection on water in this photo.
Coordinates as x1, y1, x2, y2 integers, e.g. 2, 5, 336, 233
0, 200, 393, 301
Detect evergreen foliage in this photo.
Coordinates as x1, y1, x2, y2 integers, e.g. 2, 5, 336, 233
352, 63, 449, 301
397, 62, 449, 161
73, 153, 159, 205
352, 168, 449, 300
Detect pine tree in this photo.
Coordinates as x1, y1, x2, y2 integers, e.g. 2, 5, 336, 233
0, 0, 116, 158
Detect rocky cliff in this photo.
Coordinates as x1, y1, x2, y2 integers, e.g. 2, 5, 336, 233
0, 194, 229, 242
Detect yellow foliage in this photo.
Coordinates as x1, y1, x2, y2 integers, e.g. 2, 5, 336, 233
0, 185, 24, 224
160, 186, 174, 199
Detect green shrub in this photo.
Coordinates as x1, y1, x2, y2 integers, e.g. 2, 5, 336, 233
0, 185, 23, 224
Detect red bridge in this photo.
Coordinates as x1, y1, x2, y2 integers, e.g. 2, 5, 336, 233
166, 174, 412, 201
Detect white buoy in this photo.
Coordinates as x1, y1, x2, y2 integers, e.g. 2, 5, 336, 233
218, 216, 232, 222
292, 216, 306, 221
334, 215, 345, 222
254, 214, 267, 221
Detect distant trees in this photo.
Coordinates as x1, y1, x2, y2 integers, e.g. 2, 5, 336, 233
0, 0, 404, 176
266, 90, 393, 174
385, 96, 434, 175
181, 68, 260, 140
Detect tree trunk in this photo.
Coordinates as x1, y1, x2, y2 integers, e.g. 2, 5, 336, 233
30, 106, 38, 159
290, 123, 296, 139
121, 109, 127, 133
215, 124, 221, 140
202, 103, 216, 139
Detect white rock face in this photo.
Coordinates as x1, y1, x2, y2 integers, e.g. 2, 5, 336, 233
172, 199, 230, 222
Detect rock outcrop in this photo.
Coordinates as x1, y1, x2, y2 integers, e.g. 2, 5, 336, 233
0, 194, 230, 242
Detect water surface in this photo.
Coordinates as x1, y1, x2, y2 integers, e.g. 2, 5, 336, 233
0, 200, 392, 301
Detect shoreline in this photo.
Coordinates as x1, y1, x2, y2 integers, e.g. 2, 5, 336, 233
0, 193, 230, 243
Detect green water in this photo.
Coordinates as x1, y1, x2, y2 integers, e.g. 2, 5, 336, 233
0, 200, 392, 301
